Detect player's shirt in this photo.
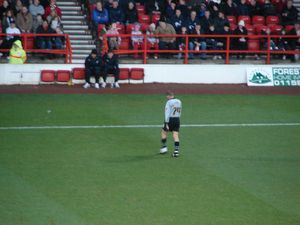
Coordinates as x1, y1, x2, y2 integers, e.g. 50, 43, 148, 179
165, 98, 182, 123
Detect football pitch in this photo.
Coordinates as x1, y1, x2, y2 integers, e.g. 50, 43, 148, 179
0, 94, 300, 225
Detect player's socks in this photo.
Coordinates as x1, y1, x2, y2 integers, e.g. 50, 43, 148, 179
173, 142, 180, 157
161, 138, 167, 148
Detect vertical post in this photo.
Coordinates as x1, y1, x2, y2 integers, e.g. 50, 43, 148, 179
266, 36, 271, 64
143, 33, 147, 64
184, 35, 188, 64
226, 36, 230, 64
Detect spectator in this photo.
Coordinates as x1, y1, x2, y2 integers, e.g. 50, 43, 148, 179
32, 14, 43, 32
217, 24, 232, 58
124, 1, 138, 24
104, 0, 114, 11
102, 49, 120, 88
287, 22, 300, 62
83, 49, 103, 89
154, 19, 176, 58
9, 39, 26, 64
47, 9, 62, 30
13, 0, 23, 16
277, 28, 289, 60
131, 23, 144, 58
208, 1, 220, 19
0, 20, 21, 57
165, 0, 177, 20
261, 0, 277, 16
2, 9, 15, 31
176, 25, 187, 59
92, 1, 109, 25
21, 0, 30, 7
35, 20, 55, 49
214, 11, 229, 33
237, 0, 250, 16
145, 0, 165, 16
109, 0, 125, 24
272, 0, 285, 14
248, 0, 262, 16
261, 27, 278, 51
16, 6, 33, 33
146, 23, 159, 59
281, 0, 299, 26
233, 19, 248, 58
29, 0, 45, 19
170, 8, 185, 34
189, 23, 207, 59
177, 0, 189, 19
206, 24, 221, 60
186, 10, 199, 33
221, 0, 238, 16
197, 3, 207, 19
0, 1, 11, 19
44, 0, 62, 19
106, 22, 121, 50
40, 0, 50, 8
52, 26, 64, 49
200, 9, 214, 33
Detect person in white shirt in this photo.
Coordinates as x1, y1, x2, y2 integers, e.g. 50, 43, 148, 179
160, 91, 182, 157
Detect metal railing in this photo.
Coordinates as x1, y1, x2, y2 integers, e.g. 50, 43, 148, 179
103, 33, 300, 64
0, 33, 72, 63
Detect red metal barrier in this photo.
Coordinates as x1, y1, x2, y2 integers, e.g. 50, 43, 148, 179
103, 33, 300, 64
0, 33, 72, 63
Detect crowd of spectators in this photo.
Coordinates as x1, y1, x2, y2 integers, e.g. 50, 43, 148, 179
91, 0, 300, 61
0, 0, 64, 57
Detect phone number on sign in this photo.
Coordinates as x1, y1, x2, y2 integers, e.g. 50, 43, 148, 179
273, 74, 300, 86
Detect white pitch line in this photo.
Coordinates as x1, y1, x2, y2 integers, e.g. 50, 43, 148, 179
0, 123, 300, 130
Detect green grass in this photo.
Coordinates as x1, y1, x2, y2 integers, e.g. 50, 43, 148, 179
0, 94, 300, 225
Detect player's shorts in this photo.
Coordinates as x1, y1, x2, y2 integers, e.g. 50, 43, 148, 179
163, 117, 180, 132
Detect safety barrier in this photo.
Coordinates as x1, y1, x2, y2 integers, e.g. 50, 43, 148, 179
0, 33, 72, 63
103, 33, 300, 64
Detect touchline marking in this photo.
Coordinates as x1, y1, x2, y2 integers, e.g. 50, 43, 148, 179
0, 123, 300, 130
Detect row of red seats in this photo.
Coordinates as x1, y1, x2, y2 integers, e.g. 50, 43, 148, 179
228, 15, 280, 26
41, 68, 144, 83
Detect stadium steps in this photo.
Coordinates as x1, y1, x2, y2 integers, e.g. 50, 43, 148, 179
294, 0, 300, 19
58, 0, 95, 63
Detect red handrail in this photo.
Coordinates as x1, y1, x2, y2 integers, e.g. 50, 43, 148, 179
0, 33, 72, 63
103, 33, 300, 64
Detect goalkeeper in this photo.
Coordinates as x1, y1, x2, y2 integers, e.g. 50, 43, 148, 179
160, 91, 182, 157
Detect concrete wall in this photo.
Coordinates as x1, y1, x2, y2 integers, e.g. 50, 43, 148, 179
0, 63, 296, 85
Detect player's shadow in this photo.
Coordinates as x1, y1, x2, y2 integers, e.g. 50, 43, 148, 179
102, 153, 166, 163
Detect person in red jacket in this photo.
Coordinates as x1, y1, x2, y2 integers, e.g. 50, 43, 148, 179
44, 0, 61, 19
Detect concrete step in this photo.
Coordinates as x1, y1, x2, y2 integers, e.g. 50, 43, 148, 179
72, 59, 85, 64
73, 49, 93, 54
62, 11, 82, 15
62, 20, 87, 25
60, 6, 81, 11
57, 2, 78, 6
69, 34, 93, 40
62, 15, 85, 20
63, 24, 89, 29
64, 30, 91, 35
72, 53, 89, 58
70, 39, 95, 44
72, 44, 96, 49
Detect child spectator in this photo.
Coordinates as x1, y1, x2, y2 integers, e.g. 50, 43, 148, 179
2, 9, 15, 31
124, 1, 138, 24
189, 23, 207, 59
9, 40, 26, 64
106, 22, 121, 50
131, 23, 144, 58
16, 6, 33, 33
146, 23, 159, 59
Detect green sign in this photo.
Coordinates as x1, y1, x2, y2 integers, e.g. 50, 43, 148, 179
272, 67, 300, 86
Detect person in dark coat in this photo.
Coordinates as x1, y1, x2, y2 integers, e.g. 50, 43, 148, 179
35, 20, 55, 49
185, 10, 199, 33
83, 49, 103, 89
233, 20, 248, 58
124, 1, 138, 24
200, 9, 214, 33
281, 0, 299, 26
170, 8, 186, 33
248, 0, 262, 16
287, 22, 300, 62
237, 0, 250, 16
214, 11, 230, 33
109, 0, 125, 24
102, 49, 120, 88
221, 0, 238, 16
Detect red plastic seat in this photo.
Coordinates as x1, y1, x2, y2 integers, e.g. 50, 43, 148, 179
119, 68, 130, 82
138, 14, 150, 24
119, 38, 130, 50
248, 39, 260, 51
269, 24, 283, 34
116, 24, 125, 33
130, 68, 144, 82
245, 24, 255, 35
152, 14, 160, 24
252, 16, 265, 25
229, 23, 237, 31
136, 5, 145, 14
72, 68, 85, 80
285, 25, 294, 33
238, 16, 251, 25
227, 16, 236, 24
255, 25, 268, 34
41, 70, 55, 82
266, 16, 279, 25
56, 70, 71, 82
22, 36, 35, 49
